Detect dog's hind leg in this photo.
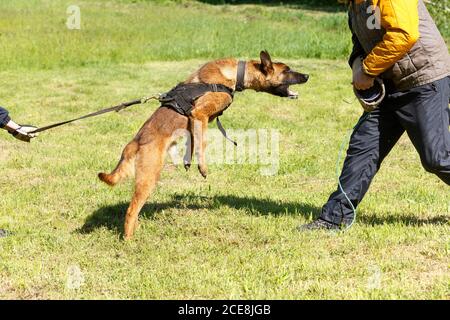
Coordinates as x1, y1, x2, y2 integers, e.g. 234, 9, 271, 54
98, 140, 139, 186
123, 141, 166, 240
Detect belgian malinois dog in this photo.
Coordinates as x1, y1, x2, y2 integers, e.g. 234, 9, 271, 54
98, 51, 309, 239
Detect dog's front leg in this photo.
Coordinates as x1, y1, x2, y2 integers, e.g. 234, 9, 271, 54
190, 92, 232, 178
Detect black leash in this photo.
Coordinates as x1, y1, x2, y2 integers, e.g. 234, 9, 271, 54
29, 95, 160, 134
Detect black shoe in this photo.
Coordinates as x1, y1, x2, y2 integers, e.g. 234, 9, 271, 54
0, 229, 10, 238
297, 218, 341, 232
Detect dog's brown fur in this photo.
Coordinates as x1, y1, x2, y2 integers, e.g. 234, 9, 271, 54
98, 51, 308, 240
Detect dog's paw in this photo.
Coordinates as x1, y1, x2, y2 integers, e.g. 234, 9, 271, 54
198, 165, 208, 179
123, 233, 133, 241
98, 172, 116, 186
184, 163, 191, 171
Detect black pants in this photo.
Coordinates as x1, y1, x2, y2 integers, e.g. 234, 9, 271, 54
0, 106, 11, 128
321, 76, 450, 225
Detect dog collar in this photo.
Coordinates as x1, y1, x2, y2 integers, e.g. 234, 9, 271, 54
235, 60, 246, 92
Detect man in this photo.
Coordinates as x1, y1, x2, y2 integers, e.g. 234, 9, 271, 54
0, 106, 37, 237
299, 0, 450, 231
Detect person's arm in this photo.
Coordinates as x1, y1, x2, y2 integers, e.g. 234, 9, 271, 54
349, 34, 365, 68
348, 10, 366, 69
348, 11, 375, 90
0, 107, 11, 129
0, 107, 37, 142
353, 56, 375, 90
362, 0, 420, 77
4, 119, 22, 132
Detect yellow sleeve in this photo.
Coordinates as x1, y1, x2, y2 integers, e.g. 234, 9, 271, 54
363, 0, 420, 77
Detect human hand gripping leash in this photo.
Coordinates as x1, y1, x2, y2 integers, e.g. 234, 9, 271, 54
8, 125, 38, 142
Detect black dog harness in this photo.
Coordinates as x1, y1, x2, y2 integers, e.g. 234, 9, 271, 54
159, 83, 235, 116
159, 60, 246, 116
159, 61, 247, 145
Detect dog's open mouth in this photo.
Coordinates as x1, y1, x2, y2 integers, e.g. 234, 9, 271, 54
265, 72, 308, 99
274, 84, 299, 99
278, 73, 309, 99
287, 87, 299, 99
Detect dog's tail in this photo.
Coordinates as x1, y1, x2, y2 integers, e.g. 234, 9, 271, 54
98, 140, 139, 187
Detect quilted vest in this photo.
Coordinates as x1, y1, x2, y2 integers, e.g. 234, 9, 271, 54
349, 0, 450, 90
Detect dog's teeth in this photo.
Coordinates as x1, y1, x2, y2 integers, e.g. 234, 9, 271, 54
288, 89, 298, 98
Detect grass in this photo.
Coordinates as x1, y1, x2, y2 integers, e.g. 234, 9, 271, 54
0, 0, 449, 299
0, 0, 353, 69
1, 0, 447, 69
427, 0, 450, 38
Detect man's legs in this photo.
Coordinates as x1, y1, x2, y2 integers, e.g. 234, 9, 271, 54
393, 77, 450, 185
300, 77, 450, 231
300, 103, 405, 229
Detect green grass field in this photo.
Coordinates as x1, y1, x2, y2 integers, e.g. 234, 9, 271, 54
0, 0, 449, 299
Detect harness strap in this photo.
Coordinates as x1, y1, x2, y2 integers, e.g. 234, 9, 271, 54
159, 83, 234, 116
216, 117, 237, 146
236, 60, 246, 92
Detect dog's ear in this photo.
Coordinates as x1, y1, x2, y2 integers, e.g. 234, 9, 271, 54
260, 50, 274, 75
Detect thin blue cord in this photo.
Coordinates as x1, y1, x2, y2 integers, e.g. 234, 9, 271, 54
336, 112, 371, 230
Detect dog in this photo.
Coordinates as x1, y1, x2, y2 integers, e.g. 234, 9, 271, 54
98, 51, 309, 239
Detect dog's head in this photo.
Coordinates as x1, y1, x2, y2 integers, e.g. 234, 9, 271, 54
253, 50, 309, 99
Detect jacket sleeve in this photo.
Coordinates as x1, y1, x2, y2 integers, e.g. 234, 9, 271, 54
0, 106, 11, 128
348, 12, 366, 68
363, 0, 420, 77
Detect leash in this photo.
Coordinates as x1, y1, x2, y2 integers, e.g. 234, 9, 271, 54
29, 93, 238, 147
29, 95, 160, 134
216, 117, 237, 146
336, 112, 371, 230
337, 79, 386, 229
